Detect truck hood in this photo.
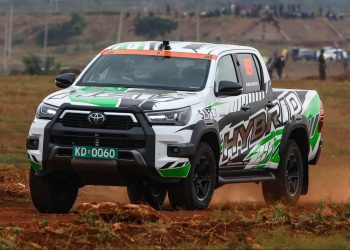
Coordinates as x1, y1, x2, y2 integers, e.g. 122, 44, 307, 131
43, 86, 202, 111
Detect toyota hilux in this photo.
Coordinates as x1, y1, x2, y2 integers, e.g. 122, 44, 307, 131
27, 41, 324, 212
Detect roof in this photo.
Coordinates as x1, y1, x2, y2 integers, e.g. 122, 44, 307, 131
102, 41, 256, 57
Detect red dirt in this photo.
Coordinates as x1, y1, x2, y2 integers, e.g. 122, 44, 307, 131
0, 159, 349, 248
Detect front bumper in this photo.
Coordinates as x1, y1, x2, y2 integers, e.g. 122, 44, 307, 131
27, 105, 190, 186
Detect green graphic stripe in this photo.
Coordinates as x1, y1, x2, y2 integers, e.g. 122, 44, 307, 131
137, 43, 146, 50
303, 95, 321, 150
115, 43, 129, 50
69, 96, 121, 107
205, 101, 223, 109
159, 162, 191, 177
220, 143, 224, 153
245, 128, 283, 160
30, 161, 42, 170
79, 86, 128, 93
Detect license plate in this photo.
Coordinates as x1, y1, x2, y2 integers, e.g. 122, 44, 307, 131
72, 146, 118, 160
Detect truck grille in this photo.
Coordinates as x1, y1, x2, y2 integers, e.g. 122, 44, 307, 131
50, 132, 145, 149
58, 113, 138, 130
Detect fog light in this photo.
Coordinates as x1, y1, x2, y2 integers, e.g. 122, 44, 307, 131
26, 137, 39, 150
172, 147, 180, 153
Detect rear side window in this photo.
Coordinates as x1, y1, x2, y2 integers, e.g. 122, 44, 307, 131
236, 54, 261, 93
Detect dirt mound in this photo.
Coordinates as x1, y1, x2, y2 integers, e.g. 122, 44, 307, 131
0, 168, 28, 200
77, 202, 166, 223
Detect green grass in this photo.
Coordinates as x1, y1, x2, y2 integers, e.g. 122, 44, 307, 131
255, 228, 350, 249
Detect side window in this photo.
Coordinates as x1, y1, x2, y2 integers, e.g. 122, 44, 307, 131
252, 54, 263, 83
236, 53, 261, 93
215, 55, 238, 87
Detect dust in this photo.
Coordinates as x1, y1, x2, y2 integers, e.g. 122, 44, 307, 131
74, 156, 350, 207
300, 156, 350, 204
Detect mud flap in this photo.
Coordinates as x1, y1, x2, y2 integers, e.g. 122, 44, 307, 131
301, 163, 309, 195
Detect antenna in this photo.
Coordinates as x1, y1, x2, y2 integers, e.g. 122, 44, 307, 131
159, 41, 171, 50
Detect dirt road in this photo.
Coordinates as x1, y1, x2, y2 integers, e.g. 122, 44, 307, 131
0, 155, 349, 249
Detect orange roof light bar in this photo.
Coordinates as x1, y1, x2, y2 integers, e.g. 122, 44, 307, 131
100, 49, 217, 60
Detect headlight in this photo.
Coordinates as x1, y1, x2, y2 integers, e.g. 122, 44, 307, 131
36, 103, 58, 120
145, 107, 191, 126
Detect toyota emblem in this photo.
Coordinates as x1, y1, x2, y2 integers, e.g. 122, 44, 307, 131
88, 112, 106, 126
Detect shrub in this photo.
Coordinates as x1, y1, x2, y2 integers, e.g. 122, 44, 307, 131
36, 13, 86, 46
22, 55, 61, 75
134, 16, 177, 39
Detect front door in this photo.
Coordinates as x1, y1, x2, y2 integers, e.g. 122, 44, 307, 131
215, 54, 252, 169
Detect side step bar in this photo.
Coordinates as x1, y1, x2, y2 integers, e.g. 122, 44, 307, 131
217, 169, 276, 186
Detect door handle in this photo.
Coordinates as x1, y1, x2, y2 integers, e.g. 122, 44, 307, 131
241, 105, 250, 112
266, 102, 275, 109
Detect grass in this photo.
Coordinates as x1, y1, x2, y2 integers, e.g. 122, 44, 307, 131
254, 228, 350, 249
1, 76, 349, 169
274, 79, 350, 156
0, 75, 56, 168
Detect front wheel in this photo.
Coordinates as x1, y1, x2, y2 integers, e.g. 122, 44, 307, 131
127, 185, 166, 210
29, 169, 78, 213
168, 142, 217, 210
262, 140, 304, 205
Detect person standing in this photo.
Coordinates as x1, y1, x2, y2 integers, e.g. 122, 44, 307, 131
274, 55, 286, 79
319, 49, 326, 80
342, 57, 348, 72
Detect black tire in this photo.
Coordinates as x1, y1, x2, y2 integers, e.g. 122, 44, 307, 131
168, 142, 217, 210
262, 139, 304, 205
127, 185, 166, 210
29, 169, 78, 214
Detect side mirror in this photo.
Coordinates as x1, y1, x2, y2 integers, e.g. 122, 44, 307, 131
55, 73, 76, 89
217, 81, 242, 96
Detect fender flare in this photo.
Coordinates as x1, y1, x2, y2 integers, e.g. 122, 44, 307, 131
279, 114, 310, 195
167, 120, 220, 158
279, 114, 310, 157
190, 119, 221, 151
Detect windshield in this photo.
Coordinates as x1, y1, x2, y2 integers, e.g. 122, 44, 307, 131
77, 54, 211, 91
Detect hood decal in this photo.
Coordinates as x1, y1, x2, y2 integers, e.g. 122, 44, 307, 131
69, 96, 122, 107
46, 86, 201, 110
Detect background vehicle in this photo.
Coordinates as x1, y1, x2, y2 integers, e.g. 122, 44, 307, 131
291, 47, 317, 61
27, 41, 324, 212
317, 47, 348, 61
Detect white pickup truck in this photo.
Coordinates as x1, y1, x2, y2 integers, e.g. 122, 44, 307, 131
27, 41, 323, 213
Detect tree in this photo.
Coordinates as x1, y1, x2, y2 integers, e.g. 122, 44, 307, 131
22, 55, 61, 75
22, 55, 42, 75
134, 16, 178, 39
36, 13, 86, 46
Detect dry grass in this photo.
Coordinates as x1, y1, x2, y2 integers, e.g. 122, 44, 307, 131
0, 75, 55, 168
0, 75, 349, 168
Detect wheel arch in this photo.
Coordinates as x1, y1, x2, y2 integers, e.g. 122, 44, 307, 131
279, 115, 310, 195
190, 120, 221, 166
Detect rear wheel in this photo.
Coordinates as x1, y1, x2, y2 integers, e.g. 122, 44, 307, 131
29, 169, 78, 213
127, 185, 166, 210
262, 140, 304, 205
168, 142, 216, 210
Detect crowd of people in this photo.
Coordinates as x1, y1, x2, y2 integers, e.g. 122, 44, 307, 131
266, 47, 349, 81
199, 3, 343, 21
